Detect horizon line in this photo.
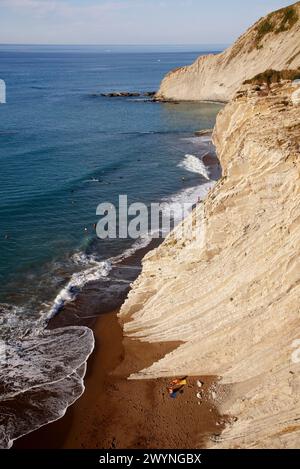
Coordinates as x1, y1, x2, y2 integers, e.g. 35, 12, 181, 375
0, 42, 229, 47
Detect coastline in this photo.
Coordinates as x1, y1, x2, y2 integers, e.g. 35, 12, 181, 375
2, 1, 300, 451
10, 128, 222, 449
16, 310, 225, 449
117, 81, 300, 448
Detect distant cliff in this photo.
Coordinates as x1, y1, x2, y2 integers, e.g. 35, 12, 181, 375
120, 80, 300, 448
155, 2, 300, 102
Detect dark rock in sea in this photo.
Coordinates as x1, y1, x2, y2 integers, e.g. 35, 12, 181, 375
194, 128, 213, 137
152, 97, 180, 104
101, 92, 141, 98
100, 91, 157, 98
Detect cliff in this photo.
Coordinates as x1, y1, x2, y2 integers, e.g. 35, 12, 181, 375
119, 81, 300, 448
155, 2, 300, 102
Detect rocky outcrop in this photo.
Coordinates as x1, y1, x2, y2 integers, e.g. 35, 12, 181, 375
119, 81, 300, 448
292, 86, 300, 104
97, 91, 156, 98
155, 2, 300, 102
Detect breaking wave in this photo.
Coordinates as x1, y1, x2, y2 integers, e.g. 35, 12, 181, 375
47, 260, 112, 319
0, 321, 94, 449
0, 131, 219, 449
179, 154, 210, 180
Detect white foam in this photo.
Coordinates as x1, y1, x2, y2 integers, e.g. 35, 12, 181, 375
47, 260, 112, 319
0, 132, 219, 448
161, 182, 214, 227
0, 326, 94, 449
181, 134, 214, 145
83, 178, 100, 183
179, 154, 211, 180
47, 234, 158, 320
71, 252, 99, 266
112, 233, 155, 262
0, 304, 34, 341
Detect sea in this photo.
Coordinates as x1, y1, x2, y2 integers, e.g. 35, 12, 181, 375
0, 44, 224, 448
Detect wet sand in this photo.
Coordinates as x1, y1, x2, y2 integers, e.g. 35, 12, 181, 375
16, 309, 224, 449
15, 226, 225, 449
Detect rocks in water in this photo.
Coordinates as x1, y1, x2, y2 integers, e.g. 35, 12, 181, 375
102, 92, 140, 97
96, 91, 182, 104
152, 97, 180, 104
100, 91, 156, 98
194, 129, 213, 137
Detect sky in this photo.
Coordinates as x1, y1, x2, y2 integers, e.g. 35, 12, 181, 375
0, 0, 295, 45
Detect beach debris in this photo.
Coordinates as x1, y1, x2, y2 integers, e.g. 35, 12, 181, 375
210, 433, 222, 443
110, 437, 116, 449
216, 418, 227, 427
167, 377, 187, 399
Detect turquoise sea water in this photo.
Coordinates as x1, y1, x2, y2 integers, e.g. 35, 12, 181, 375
0, 45, 223, 313
0, 45, 223, 447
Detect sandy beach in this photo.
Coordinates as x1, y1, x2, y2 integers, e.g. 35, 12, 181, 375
15, 308, 224, 449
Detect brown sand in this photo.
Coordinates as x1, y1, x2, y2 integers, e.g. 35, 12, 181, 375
16, 310, 224, 449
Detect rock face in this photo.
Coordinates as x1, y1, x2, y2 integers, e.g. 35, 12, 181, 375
155, 2, 300, 102
119, 82, 300, 448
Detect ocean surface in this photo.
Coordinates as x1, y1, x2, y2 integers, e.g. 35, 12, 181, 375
0, 45, 223, 447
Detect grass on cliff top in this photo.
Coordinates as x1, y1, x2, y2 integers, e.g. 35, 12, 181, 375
254, 4, 299, 49
244, 68, 300, 85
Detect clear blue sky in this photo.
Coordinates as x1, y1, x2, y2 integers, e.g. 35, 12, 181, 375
0, 0, 295, 45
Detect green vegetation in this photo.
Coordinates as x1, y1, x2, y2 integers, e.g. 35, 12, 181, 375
254, 5, 299, 49
244, 68, 300, 86
276, 6, 298, 33
255, 19, 274, 47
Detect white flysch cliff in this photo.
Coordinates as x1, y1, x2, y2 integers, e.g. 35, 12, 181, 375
119, 81, 300, 448
155, 2, 300, 102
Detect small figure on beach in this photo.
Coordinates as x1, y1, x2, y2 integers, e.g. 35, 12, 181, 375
167, 377, 187, 399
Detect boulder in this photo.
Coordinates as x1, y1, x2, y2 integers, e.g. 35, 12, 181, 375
291, 87, 300, 105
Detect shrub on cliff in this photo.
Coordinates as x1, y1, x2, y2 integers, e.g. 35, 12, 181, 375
254, 4, 299, 48
244, 68, 300, 86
